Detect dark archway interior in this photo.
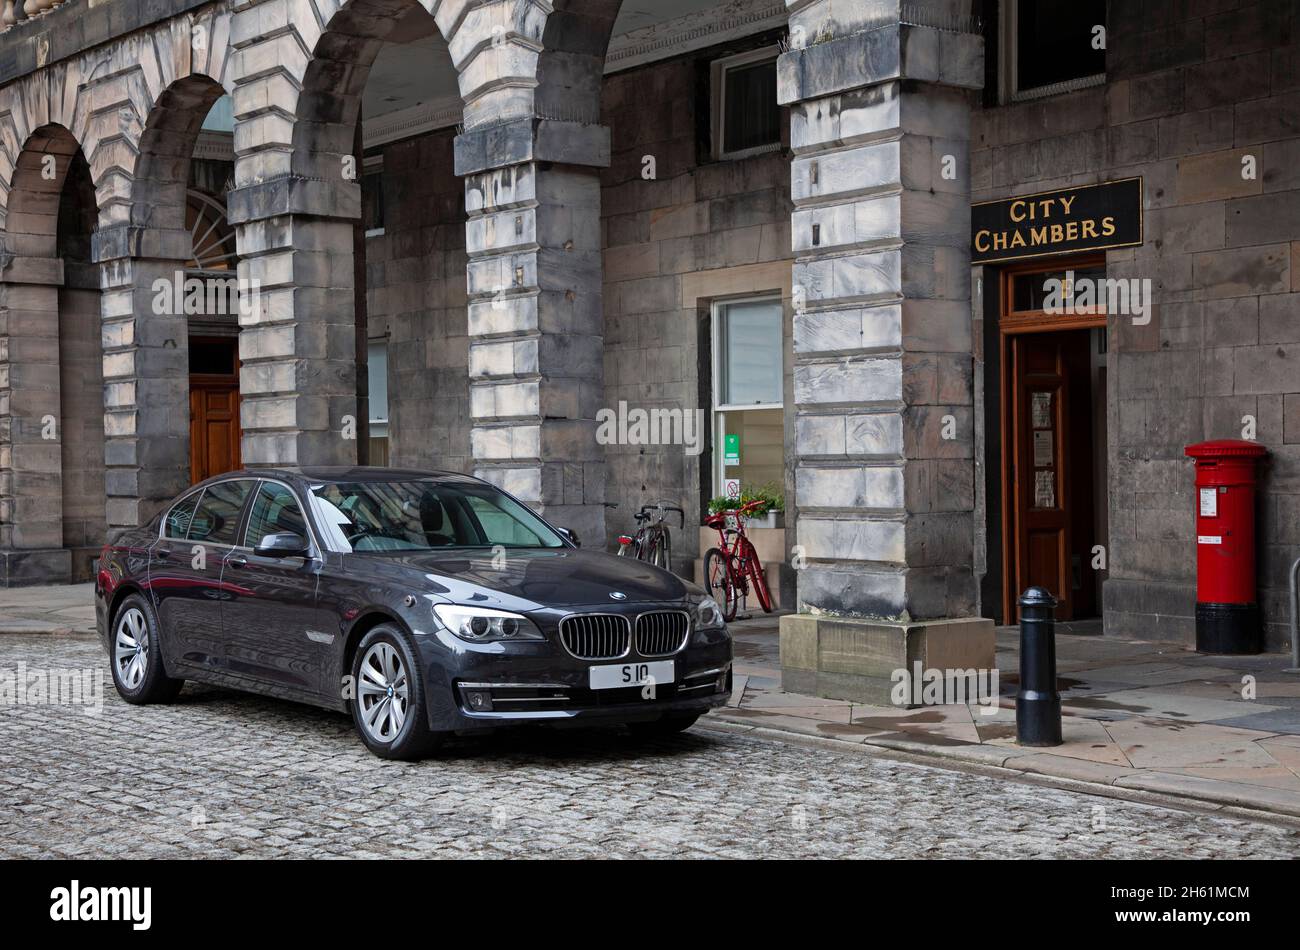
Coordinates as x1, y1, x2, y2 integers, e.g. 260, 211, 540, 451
293, 0, 466, 472
56, 145, 106, 578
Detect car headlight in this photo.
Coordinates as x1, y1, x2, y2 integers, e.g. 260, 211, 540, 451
433, 604, 545, 643
696, 596, 725, 630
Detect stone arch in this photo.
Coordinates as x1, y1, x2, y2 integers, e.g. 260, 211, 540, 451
0, 123, 104, 582
227, 0, 630, 537
229, 0, 458, 470
533, 0, 622, 123
96, 72, 232, 522
0, 7, 239, 561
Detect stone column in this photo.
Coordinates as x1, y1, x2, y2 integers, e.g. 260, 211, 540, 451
777, 0, 994, 703
93, 226, 194, 537
0, 255, 69, 583
227, 189, 361, 469
457, 119, 609, 544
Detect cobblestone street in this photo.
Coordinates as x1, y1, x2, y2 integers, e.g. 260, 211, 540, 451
1, 632, 1296, 859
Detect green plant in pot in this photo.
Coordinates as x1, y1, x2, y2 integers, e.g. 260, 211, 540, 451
707, 483, 785, 519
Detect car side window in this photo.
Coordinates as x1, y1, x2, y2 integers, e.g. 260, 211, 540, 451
463, 494, 546, 546
188, 480, 254, 545
164, 492, 202, 539
245, 482, 307, 549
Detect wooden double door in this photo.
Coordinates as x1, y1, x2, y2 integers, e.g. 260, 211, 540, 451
190, 337, 242, 484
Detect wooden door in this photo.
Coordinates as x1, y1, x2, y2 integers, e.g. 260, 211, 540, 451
190, 381, 241, 484
1011, 334, 1073, 618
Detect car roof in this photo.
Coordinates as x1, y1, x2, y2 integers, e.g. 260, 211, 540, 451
193, 467, 487, 490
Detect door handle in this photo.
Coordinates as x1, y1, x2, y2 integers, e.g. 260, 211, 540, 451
228, 555, 248, 568
154, 548, 171, 560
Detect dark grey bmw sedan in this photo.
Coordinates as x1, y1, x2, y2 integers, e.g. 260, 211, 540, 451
95, 468, 732, 759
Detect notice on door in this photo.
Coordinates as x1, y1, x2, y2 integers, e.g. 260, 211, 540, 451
1033, 430, 1054, 467
1031, 392, 1052, 429
1199, 487, 1218, 517
1034, 470, 1056, 509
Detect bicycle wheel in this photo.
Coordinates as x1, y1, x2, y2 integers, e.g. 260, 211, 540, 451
648, 526, 672, 571
741, 538, 773, 613
704, 547, 739, 622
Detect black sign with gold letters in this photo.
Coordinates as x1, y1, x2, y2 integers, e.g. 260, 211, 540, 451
971, 178, 1143, 264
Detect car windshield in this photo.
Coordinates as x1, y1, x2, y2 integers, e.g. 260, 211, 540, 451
309, 479, 566, 554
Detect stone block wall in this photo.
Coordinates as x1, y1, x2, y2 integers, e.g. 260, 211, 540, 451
364, 128, 471, 475
972, 0, 1300, 648
599, 48, 794, 569
57, 283, 105, 580
361, 41, 796, 569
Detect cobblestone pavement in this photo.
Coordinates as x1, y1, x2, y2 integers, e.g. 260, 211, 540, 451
1, 633, 1296, 858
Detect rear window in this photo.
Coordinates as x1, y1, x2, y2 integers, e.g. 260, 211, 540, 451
188, 480, 254, 545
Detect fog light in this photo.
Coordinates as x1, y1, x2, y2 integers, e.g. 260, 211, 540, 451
716, 673, 728, 693
464, 689, 493, 712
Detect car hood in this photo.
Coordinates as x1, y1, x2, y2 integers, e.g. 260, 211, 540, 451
360, 547, 699, 608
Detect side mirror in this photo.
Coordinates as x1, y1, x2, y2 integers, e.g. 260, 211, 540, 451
556, 527, 580, 548
255, 531, 309, 558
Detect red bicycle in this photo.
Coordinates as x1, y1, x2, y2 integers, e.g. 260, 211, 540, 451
703, 499, 773, 622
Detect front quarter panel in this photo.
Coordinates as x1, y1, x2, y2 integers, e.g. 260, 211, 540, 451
314, 554, 454, 704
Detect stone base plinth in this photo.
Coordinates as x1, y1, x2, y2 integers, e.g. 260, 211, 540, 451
0, 549, 72, 587
779, 613, 996, 706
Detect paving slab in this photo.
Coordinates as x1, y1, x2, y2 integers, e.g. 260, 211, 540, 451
1102, 717, 1282, 769
1065, 662, 1240, 686
987, 717, 1134, 767
1207, 709, 1300, 735
1167, 766, 1300, 792
1257, 736, 1300, 777
739, 690, 851, 709
1064, 686, 1283, 723
1113, 771, 1300, 818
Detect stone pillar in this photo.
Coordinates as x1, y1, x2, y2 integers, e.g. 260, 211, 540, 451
777, 0, 994, 704
457, 119, 609, 543
93, 225, 194, 536
0, 255, 70, 584
227, 191, 360, 469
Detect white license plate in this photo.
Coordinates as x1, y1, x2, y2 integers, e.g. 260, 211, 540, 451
589, 660, 675, 691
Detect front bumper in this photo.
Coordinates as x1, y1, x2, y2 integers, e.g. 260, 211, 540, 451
415, 622, 733, 732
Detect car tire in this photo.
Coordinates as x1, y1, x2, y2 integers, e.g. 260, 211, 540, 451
350, 624, 443, 760
109, 593, 185, 705
627, 712, 700, 738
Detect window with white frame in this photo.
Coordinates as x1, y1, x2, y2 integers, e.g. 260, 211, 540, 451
368, 339, 390, 465
1000, 0, 1106, 103
711, 297, 784, 500
711, 47, 782, 161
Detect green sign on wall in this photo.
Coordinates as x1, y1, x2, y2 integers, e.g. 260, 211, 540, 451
724, 433, 740, 466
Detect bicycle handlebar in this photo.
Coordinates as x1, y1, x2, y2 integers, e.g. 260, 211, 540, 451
637, 503, 685, 529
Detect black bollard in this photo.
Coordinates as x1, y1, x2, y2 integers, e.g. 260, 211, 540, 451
1016, 586, 1062, 747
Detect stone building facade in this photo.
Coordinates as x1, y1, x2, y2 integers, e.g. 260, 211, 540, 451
0, 0, 1295, 687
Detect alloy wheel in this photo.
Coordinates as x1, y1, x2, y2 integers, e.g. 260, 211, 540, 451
114, 607, 149, 690
357, 641, 409, 743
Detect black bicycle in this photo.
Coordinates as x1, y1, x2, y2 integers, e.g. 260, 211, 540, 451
616, 502, 684, 570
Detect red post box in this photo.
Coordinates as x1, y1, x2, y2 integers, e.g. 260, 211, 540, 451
1184, 439, 1268, 654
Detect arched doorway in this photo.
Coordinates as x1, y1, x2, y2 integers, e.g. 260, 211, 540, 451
127, 75, 233, 494
0, 124, 105, 583
185, 105, 243, 484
